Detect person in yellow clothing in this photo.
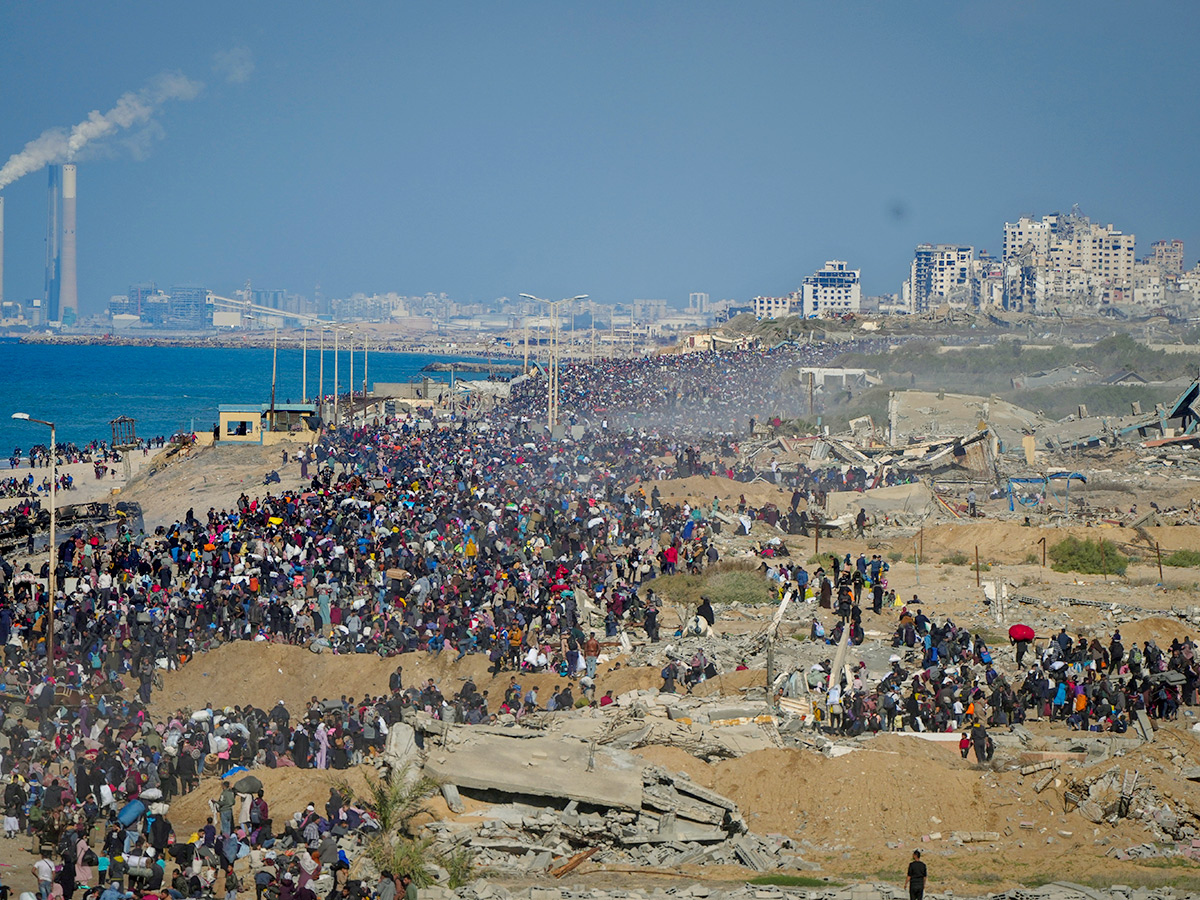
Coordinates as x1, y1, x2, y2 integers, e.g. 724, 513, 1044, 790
508, 625, 523, 669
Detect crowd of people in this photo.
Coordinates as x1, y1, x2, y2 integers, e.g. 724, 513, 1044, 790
505, 341, 895, 435
774, 555, 1199, 744
0, 344, 1191, 900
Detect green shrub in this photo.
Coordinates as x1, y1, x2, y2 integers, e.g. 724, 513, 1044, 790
1023, 552, 1039, 565
1163, 549, 1200, 568
940, 551, 970, 566
652, 561, 773, 608
1048, 536, 1128, 576
437, 848, 477, 889
887, 551, 903, 562
748, 875, 840, 888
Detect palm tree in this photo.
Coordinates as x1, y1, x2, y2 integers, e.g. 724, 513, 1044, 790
331, 765, 447, 886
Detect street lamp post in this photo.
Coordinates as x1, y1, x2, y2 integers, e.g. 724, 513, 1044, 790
520, 294, 587, 434
302, 327, 309, 404
269, 327, 279, 429
12, 413, 55, 673
319, 327, 328, 419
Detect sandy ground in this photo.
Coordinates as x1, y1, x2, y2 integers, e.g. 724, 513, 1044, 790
119, 441, 314, 530
148, 641, 763, 721
627, 474, 801, 512
0, 445, 165, 513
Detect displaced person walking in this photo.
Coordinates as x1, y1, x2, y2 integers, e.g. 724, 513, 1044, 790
904, 849, 927, 900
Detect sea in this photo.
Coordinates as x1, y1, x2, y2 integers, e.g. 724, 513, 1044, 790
0, 340, 491, 455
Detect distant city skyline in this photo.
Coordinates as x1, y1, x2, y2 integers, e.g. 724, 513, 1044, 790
0, 2, 1197, 314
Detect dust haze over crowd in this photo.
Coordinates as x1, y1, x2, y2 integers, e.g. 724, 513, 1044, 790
506, 340, 895, 436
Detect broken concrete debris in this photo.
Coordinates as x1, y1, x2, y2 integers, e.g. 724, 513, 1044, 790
430, 880, 1192, 900
415, 724, 799, 874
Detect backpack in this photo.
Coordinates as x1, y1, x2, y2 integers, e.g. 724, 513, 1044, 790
661, 665, 673, 680
58, 831, 77, 863
1129, 646, 1143, 666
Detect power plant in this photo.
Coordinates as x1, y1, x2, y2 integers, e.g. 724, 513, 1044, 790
44, 163, 78, 325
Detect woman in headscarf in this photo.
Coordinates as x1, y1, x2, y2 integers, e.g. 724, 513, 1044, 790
313, 722, 329, 770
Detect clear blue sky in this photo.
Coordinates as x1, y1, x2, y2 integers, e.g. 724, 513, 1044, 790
1, 2, 1197, 313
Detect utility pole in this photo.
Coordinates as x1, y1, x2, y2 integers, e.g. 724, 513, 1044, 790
270, 327, 278, 429
521, 293, 587, 435
550, 302, 558, 430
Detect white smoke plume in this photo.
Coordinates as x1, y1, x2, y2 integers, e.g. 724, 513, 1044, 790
0, 71, 203, 190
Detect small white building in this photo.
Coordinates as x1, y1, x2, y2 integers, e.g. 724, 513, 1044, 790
754, 260, 861, 320
753, 293, 799, 320
801, 260, 861, 316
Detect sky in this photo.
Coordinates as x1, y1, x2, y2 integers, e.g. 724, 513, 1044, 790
1, 2, 1198, 313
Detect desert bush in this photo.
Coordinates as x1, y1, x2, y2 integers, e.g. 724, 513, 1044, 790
1163, 549, 1200, 568
1048, 536, 1128, 576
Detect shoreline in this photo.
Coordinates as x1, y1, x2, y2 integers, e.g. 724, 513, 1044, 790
2, 332, 654, 362
6, 331, 510, 358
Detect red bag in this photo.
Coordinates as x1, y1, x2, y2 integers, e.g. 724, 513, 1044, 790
1009, 624, 1035, 642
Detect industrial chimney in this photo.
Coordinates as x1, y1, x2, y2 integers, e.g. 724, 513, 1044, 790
60, 164, 78, 323
46, 166, 61, 322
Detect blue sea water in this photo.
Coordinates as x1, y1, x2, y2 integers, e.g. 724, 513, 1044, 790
0, 341, 489, 453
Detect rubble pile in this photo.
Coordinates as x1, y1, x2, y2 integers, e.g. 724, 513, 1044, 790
406, 716, 810, 874
425, 766, 803, 873
423, 880, 1191, 900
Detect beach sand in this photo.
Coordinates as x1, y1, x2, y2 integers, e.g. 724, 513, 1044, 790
0, 444, 166, 513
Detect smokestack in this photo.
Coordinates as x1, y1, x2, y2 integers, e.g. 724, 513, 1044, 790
46, 165, 61, 322
60, 164, 77, 322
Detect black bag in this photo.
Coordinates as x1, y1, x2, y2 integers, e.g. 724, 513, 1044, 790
169, 843, 195, 865
58, 832, 77, 864
82, 850, 99, 866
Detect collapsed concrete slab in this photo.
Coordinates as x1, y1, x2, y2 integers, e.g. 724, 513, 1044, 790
825, 481, 935, 519
413, 721, 803, 874
422, 730, 645, 810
